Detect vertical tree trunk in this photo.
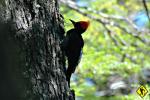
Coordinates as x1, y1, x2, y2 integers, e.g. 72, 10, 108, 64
0, 0, 73, 100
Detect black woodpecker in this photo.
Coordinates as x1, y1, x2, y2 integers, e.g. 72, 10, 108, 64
62, 19, 90, 87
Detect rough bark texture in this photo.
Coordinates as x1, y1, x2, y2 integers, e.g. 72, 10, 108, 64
0, 0, 74, 100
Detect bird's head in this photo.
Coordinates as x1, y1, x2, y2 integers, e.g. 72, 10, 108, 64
70, 19, 90, 34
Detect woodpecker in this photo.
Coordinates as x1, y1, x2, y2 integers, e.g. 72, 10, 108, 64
62, 19, 90, 87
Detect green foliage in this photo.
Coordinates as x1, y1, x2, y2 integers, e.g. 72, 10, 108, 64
60, 0, 150, 99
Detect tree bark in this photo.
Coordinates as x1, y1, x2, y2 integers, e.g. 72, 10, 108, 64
0, 0, 73, 100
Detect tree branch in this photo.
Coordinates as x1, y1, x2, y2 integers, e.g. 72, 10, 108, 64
59, 0, 149, 45
142, 0, 150, 24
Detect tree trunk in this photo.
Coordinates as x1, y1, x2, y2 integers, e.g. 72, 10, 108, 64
0, 0, 73, 100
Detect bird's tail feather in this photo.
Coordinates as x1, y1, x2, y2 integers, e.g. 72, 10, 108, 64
66, 67, 72, 87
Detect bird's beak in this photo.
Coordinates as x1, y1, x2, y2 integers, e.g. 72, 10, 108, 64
69, 19, 76, 26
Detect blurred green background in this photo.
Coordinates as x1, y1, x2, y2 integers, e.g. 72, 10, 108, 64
60, 0, 150, 100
